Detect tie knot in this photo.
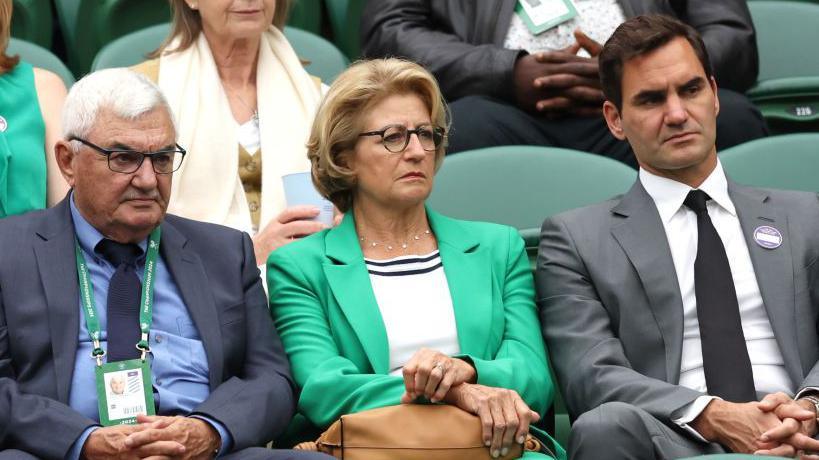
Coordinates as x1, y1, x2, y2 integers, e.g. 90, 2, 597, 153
684, 189, 711, 214
96, 239, 143, 267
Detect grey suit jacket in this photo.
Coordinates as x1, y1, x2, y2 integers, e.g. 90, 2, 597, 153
361, 0, 758, 101
536, 180, 819, 424
0, 197, 295, 459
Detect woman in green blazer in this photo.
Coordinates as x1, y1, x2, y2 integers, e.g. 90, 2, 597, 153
268, 59, 563, 460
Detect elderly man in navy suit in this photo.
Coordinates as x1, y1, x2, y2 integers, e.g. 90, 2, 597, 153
0, 68, 330, 460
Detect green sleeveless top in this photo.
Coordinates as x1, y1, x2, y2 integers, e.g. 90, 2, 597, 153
0, 61, 47, 217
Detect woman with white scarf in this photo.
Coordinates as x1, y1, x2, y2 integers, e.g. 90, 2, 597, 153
134, 0, 325, 265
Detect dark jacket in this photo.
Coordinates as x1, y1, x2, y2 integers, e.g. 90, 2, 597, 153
361, 0, 758, 101
0, 197, 295, 458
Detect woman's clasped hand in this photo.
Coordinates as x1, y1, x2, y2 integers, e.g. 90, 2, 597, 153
400, 347, 539, 458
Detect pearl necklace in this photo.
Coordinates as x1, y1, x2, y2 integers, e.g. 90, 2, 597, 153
359, 230, 432, 252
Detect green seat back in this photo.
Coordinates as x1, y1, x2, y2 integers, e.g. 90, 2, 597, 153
750, 1, 819, 81
746, 1, 819, 129
7, 38, 75, 87
325, 0, 365, 60
92, 24, 348, 83
426, 146, 637, 248
719, 133, 819, 192
91, 23, 170, 71
283, 26, 349, 82
288, 0, 323, 34
56, 0, 171, 75
546, 363, 570, 451
9, 0, 52, 48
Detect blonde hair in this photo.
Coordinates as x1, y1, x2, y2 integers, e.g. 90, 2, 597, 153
308, 58, 449, 213
0, 0, 19, 73
150, 0, 291, 57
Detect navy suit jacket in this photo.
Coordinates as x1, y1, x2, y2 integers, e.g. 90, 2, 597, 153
0, 196, 295, 459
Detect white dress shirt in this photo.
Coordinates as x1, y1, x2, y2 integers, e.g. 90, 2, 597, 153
639, 161, 792, 438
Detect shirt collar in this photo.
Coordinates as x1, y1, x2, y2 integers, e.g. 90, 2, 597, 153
639, 159, 736, 224
69, 193, 149, 259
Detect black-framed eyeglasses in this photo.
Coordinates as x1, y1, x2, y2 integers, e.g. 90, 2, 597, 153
358, 124, 446, 153
70, 137, 186, 174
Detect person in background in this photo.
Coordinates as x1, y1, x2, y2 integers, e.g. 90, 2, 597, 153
268, 58, 563, 459
361, 0, 767, 168
0, 0, 68, 217
133, 0, 326, 266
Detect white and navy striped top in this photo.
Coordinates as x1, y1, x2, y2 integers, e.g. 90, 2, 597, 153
365, 251, 461, 376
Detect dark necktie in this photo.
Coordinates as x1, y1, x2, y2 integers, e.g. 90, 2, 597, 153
683, 190, 756, 402
96, 239, 143, 362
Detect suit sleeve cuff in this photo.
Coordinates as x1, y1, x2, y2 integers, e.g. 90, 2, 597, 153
190, 415, 233, 457
672, 395, 719, 442
65, 425, 100, 460
796, 387, 819, 400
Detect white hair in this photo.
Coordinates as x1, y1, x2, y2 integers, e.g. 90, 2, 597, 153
62, 68, 177, 140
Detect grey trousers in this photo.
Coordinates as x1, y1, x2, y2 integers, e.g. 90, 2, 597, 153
569, 402, 727, 460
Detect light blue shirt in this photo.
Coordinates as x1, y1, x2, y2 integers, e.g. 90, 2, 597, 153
66, 196, 232, 458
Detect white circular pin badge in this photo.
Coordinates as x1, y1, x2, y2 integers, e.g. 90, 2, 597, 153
0, 115, 7, 132
753, 225, 783, 249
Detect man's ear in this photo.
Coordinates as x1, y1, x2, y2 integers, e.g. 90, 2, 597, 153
710, 76, 720, 118
54, 140, 77, 188
603, 101, 626, 141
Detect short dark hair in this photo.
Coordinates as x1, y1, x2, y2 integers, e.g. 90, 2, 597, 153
599, 14, 712, 110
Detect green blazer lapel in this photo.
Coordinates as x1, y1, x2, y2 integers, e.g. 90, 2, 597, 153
729, 181, 802, 385
323, 212, 390, 374
428, 208, 494, 358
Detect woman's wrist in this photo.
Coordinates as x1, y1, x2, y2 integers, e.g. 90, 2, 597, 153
454, 357, 478, 384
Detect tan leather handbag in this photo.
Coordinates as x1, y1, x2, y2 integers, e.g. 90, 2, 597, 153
295, 404, 547, 460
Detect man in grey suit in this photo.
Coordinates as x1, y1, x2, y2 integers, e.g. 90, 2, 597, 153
0, 69, 330, 460
538, 15, 819, 459
361, 0, 768, 167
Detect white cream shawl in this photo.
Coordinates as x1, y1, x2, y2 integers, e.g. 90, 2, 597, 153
157, 26, 321, 234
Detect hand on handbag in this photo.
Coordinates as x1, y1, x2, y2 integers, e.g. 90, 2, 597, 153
444, 383, 540, 459
400, 348, 477, 403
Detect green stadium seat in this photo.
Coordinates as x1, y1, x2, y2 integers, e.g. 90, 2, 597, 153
90, 23, 169, 72
747, 1, 819, 132
426, 146, 637, 249
325, 0, 365, 60
92, 24, 348, 83
719, 133, 819, 192
547, 363, 570, 451
9, 0, 52, 48
55, 0, 171, 76
288, 0, 323, 34
7, 38, 75, 87
283, 26, 349, 82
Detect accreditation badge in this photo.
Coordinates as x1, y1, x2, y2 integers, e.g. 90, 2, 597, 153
95, 359, 156, 426
516, 0, 579, 35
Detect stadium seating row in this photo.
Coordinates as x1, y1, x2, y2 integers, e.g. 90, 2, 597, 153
9, 0, 819, 135
430, 133, 819, 254
9, 0, 364, 72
